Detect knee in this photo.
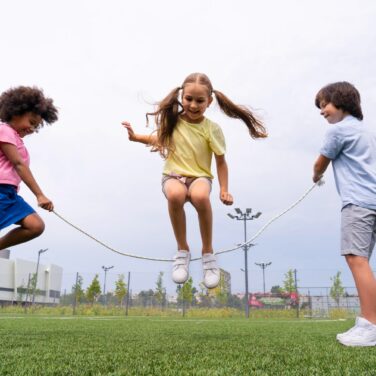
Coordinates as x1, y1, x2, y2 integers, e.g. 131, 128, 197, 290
27, 218, 45, 238
190, 193, 210, 210
167, 192, 186, 208
345, 254, 367, 268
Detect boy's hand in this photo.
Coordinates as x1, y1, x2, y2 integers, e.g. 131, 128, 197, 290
122, 121, 137, 141
37, 194, 54, 211
220, 191, 233, 206
312, 174, 323, 183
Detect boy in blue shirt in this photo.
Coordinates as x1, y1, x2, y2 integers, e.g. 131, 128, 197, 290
313, 81, 376, 347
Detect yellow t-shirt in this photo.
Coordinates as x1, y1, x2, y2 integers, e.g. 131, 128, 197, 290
163, 117, 226, 179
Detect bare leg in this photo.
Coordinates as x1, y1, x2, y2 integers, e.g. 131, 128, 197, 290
164, 179, 189, 251
189, 180, 213, 254
346, 254, 376, 324
0, 213, 45, 250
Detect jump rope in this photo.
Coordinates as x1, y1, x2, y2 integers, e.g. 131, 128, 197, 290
52, 179, 324, 262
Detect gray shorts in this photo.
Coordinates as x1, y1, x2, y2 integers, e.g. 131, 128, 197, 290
161, 174, 212, 198
341, 204, 376, 259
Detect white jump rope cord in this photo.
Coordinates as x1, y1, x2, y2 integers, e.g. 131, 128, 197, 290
53, 180, 324, 262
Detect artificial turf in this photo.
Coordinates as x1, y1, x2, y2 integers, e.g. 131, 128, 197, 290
0, 316, 375, 375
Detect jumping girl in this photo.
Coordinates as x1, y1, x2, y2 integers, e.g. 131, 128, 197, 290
0, 86, 58, 251
123, 73, 266, 288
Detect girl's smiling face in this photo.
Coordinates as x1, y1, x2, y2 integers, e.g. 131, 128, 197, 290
9, 112, 42, 137
181, 83, 212, 124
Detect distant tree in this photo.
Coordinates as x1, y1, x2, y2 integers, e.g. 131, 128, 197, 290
283, 269, 296, 293
155, 271, 165, 308
86, 274, 101, 305
114, 274, 127, 306
30, 273, 38, 299
72, 274, 85, 305
137, 290, 155, 307
191, 286, 198, 306
227, 294, 242, 309
197, 282, 212, 308
17, 278, 30, 304
270, 285, 283, 295
330, 271, 345, 307
177, 277, 195, 315
215, 274, 228, 306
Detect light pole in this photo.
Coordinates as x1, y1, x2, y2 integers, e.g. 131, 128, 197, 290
228, 208, 261, 318
32, 248, 48, 306
102, 265, 114, 305
255, 262, 272, 294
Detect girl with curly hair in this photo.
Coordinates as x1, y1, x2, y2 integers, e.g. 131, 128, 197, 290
0, 86, 58, 250
123, 73, 266, 288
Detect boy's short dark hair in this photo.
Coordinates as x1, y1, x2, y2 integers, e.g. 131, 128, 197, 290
315, 81, 363, 120
0, 86, 58, 128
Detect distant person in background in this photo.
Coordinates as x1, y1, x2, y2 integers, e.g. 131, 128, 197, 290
0, 86, 58, 250
123, 72, 267, 289
312, 81, 376, 346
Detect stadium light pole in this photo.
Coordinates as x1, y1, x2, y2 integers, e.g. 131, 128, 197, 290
228, 208, 261, 318
102, 265, 114, 305
255, 262, 272, 294
32, 248, 48, 306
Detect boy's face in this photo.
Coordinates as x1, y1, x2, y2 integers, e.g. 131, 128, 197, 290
319, 101, 348, 124
9, 112, 42, 138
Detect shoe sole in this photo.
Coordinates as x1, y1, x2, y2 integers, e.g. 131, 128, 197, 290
172, 276, 189, 284
203, 281, 219, 289
338, 338, 376, 347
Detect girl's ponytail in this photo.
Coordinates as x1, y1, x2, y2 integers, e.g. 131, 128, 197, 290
213, 90, 267, 139
146, 86, 182, 158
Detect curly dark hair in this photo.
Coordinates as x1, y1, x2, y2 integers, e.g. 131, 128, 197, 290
0, 86, 58, 128
315, 82, 363, 120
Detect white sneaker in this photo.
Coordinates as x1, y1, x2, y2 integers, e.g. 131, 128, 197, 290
202, 253, 220, 289
172, 251, 190, 284
336, 317, 360, 341
337, 317, 376, 347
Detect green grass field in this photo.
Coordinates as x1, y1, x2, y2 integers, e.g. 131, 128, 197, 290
0, 316, 375, 375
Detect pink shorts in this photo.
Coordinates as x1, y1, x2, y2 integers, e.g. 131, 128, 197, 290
161, 174, 212, 198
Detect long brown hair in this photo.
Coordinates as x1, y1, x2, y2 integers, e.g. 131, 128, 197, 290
147, 73, 267, 158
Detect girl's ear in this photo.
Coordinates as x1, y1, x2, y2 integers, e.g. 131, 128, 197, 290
207, 96, 213, 107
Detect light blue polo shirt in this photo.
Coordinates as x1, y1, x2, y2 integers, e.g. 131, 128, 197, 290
320, 115, 376, 210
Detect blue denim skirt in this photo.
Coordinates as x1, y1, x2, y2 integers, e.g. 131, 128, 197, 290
0, 184, 35, 230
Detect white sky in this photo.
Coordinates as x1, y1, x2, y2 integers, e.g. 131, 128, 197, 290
1, 0, 376, 295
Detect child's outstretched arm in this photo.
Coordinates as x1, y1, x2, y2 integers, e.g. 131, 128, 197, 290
313, 154, 331, 183
122, 121, 157, 145
0, 143, 54, 211
215, 154, 233, 206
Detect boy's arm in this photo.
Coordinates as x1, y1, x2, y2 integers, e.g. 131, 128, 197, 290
122, 121, 157, 145
0, 142, 53, 211
214, 154, 233, 206
313, 154, 331, 183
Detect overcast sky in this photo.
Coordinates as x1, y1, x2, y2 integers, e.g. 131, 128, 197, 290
1, 0, 376, 295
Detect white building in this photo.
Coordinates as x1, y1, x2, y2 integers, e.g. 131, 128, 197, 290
0, 249, 63, 305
